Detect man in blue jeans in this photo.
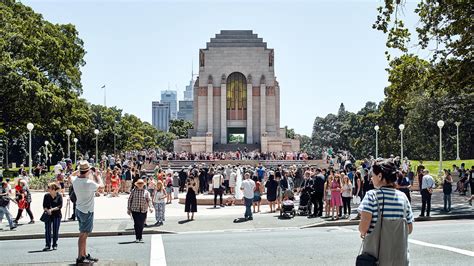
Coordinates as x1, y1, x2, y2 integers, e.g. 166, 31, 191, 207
71, 161, 102, 264
240, 172, 255, 220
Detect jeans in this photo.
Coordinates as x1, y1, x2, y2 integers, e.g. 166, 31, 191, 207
443, 193, 451, 212
244, 197, 253, 219
421, 189, 432, 216
213, 188, 223, 207
0, 206, 14, 228
45, 216, 61, 248
131, 211, 147, 240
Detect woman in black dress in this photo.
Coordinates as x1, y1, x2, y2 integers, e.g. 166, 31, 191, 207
185, 174, 199, 220
42, 183, 63, 251
265, 172, 278, 213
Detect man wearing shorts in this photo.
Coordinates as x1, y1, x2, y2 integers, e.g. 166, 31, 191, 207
71, 161, 102, 264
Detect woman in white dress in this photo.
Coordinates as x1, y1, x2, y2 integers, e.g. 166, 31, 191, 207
235, 167, 243, 200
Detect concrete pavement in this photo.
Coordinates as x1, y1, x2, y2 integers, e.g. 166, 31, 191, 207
1, 220, 473, 265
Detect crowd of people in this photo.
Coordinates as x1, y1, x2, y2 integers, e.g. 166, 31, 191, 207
1, 148, 474, 265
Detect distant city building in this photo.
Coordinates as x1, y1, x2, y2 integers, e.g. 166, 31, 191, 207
161, 90, 177, 119
183, 77, 194, 101
152, 101, 170, 132
177, 100, 194, 122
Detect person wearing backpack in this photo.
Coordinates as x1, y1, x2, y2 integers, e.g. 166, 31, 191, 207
0, 181, 16, 230
442, 170, 453, 212
357, 160, 414, 266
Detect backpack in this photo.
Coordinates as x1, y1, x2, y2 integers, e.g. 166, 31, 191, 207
0, 195, 9, 207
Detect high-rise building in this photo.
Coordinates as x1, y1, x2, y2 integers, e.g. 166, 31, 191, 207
152, 101, 170, 132
183, 77, 194, 101
161, 90, 177, 120
177, 100, 194, 122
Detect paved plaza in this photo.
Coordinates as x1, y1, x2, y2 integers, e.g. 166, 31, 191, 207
1, 189, 472, 240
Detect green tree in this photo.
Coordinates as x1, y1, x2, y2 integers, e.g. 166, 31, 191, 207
169, 119, 193, 139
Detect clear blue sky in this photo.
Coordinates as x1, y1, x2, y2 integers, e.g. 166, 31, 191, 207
24, 0, 419, 136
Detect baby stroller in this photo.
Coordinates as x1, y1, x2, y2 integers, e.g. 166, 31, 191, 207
280, 190, 296, 218
298, 189, 311, 216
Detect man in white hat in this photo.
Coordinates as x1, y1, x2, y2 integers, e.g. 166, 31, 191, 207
71, 160, 102, 264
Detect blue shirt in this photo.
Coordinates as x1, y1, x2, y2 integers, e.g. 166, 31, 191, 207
358, 187, 414, 234
421, 175, 435, 190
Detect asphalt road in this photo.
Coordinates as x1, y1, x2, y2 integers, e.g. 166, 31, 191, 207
1, 220, 473, 265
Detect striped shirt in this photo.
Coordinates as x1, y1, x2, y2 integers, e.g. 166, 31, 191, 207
357, 187, 413, 234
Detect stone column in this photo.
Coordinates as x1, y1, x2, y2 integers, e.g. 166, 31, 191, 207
220, 83, 227, 144
260, 84, 266, 137
207, 84, 213, 134
246, 83, 253, 144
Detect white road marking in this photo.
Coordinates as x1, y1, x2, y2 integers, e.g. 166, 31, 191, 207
409, 239, 474, 257
150, 235, 167, 266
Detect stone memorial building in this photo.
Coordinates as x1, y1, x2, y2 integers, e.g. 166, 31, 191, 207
174, 30, 299, 153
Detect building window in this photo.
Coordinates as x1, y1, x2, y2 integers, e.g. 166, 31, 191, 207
226, 72, 247, 120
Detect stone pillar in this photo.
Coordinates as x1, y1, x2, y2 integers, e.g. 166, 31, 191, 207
220, 83, 227, 144
207, 84, 213, 134
246, 83, 253, 144
260, 84, 266, 137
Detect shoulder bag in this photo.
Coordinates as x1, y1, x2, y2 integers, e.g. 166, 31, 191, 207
356, 189, 385, 266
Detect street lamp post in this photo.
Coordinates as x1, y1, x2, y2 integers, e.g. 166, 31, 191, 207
455, 122, 461, 160
374, 125, 380, 158
27, 123, 34, 175
73, 138, 78, 165
66, 129, 71, 159
44, 141, 49, 162
94, 129, 99, 165
399, 124, 405, 160
437, 120, 444, 174
48, 153, 52, 164
37, 152, 42, 164
114, 121, 118, 155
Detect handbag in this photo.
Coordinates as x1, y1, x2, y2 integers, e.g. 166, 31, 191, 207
40, 211, 51, 223
356, 189, 385, 266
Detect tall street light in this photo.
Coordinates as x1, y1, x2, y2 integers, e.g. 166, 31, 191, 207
94, 129, 100, 165
27, 123, 34, 175
374, 125, 380, 158
437, 120, 444, 174
455, 121, 461, 160
66, 129, 71, 159
73, 138, 78, 165
44, 140, 49, 162
114, 120, 118, 155
399, 124, 405, 160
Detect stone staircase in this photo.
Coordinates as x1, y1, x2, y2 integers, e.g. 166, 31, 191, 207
213, 143, 260, 152
143, 159, 329, 173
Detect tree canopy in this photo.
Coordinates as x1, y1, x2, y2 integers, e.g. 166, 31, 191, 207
0, 1, 178, 166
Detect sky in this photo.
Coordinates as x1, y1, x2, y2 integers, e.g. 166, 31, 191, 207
23, 0, 420, 136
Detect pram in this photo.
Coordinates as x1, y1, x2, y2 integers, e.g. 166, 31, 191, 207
280, 190, 296, 218
298, 189, 311, 216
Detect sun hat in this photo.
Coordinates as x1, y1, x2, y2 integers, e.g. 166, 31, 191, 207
78, 160, 90, 172
135, 179, 145, 185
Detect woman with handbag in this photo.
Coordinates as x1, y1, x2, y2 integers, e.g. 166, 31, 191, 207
42, 183, 63, 251
14, 180, 34, 225
357, 160, 414, 266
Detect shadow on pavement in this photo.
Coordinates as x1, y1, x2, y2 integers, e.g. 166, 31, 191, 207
118, 241, 139, 245
178, 219, 192, 224
28, 249, 52, 253
233, 218, 249, 223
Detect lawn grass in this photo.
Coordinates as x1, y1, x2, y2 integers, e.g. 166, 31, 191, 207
410, 159, 474, 176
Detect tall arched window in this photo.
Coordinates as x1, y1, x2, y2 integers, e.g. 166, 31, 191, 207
226, 72, 247, 120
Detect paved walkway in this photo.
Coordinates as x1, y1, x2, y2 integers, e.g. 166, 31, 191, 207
1, 190, 472, 240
